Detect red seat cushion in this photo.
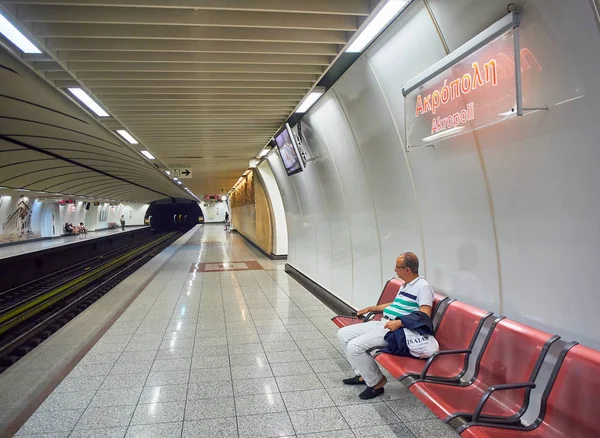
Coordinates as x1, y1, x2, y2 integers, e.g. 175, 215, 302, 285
461, 345, 600, 438
331, 314, 383, 328
462, 422, 591, 438
332, 279, 403, 328
535, 345, 600, 437
375, 301, 488, 379
410, 319, 554, 421
331, 316, 361, 328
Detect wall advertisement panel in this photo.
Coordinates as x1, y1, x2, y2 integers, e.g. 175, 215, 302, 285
0, 195, 41, 243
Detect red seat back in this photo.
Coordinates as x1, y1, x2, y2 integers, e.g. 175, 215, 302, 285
542, 345, 600, 437
426, 301, 489, 377
377, 278, 403, 305
476, 320, 554, 414
435, 301, 489, 351
433, 293, 445, 311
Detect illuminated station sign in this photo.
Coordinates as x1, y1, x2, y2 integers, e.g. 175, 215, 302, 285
402, 11, 543, 150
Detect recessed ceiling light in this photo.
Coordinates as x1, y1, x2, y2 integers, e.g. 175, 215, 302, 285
0, 12, 41, 54
176, 181, 183, 185
258, 148, 270, 158
296, 88, 325, 113
346, 0, 409, 53
67, 87, 109, 117
116, 129, 139, 145
140, 150, 155, 160
165, 170, 171, 176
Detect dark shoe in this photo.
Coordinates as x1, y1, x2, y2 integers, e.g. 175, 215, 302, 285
342, 375, 366, 385
359, 386, 385, 399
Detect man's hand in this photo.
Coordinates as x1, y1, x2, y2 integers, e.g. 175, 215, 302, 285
356, 306, 373, 316
384, 320, 403, 331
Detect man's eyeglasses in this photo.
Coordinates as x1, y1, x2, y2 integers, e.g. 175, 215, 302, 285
395, 265, 407, 270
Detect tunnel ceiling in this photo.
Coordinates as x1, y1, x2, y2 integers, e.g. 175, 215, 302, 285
0, 49, 194, 204
0, 0, 380, 196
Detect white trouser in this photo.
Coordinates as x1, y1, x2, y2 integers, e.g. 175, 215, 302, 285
337, 320, 389, 387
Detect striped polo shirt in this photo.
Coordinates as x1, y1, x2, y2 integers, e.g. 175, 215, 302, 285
383, 277, 434, 319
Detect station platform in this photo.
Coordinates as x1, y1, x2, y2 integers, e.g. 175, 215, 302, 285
0, 227, 148, 261
0, 225, 456, 438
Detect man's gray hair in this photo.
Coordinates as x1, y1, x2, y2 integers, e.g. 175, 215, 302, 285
402, 252, 419, 275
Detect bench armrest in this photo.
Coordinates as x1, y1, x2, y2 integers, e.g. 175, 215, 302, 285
419, 349, 471, 380
472, 382, 536, 422
363, 311, 382, 321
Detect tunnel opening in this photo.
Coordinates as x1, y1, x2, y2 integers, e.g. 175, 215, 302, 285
145, 198, 203, 232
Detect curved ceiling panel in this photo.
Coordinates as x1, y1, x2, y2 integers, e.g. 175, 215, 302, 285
0, 0, 382, 196
0, 50, 194, 203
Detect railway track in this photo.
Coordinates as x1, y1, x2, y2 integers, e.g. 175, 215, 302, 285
0, 231, 181, 373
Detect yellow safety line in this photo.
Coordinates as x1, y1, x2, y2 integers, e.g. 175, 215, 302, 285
0, 233, 175, 335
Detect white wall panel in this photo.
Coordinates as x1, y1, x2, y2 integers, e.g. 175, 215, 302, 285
301, 116, 353, 304
403, 135, 501, 313
363, 0, 500, 312
266, 151, 301, 265
290, 172, 318, 281
366, 1, 447, 137
307, 95, 382, 309
263, 0, 600, 348
475, 0, 600, 348
292, 137, 332, 290
200, 202, 227, 223
257, 161, 288, 256
426, 0, 526, 52
334, 57, 423, 301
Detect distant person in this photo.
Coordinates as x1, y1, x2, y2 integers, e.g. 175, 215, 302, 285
65, 222, 73, 234
337, 252, 435, 399
79, 222, 87, 234
224, 212, 230, 231
120, 215, 125, 231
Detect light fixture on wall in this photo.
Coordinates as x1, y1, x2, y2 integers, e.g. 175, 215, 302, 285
346, 0, 409, 53
140, 150, 155, 160
296, 87, 325, 113
116, 129, 139, 145
257, 147, 271, 159
0, 12, 41, 54
67, 88, 109, 117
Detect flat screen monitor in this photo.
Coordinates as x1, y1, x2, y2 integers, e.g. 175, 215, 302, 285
274, 124, 304, 176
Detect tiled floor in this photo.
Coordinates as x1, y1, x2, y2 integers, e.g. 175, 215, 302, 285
15, 225, 458, 437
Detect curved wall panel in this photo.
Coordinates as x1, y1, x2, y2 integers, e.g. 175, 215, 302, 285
271, 0, 600, 348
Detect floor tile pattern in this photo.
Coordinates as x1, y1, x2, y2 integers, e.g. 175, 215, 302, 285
16, 226, 457, 437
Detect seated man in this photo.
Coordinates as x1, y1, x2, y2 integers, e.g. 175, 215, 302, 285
337, 252, 434, 399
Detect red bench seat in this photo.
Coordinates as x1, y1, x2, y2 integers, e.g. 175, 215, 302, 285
331, 279, 448, 329
376, 301, 491, 381
409, 319, 557, 423
331, 278, 403, 328
460, 344, 600, 438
